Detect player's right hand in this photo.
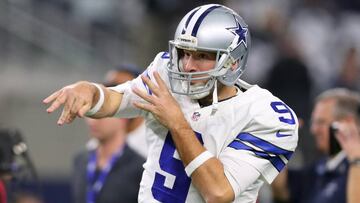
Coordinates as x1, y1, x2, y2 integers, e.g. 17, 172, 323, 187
43, 81, 96, 125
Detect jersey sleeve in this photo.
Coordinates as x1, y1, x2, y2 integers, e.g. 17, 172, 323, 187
219, 97, 299, 197
109, 52, 170, 118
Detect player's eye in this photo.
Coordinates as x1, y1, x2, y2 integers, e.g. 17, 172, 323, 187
198, 53, 206, 59
198, 52, 215, 60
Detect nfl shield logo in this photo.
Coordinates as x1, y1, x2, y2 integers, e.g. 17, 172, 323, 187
191, 112, 201, 121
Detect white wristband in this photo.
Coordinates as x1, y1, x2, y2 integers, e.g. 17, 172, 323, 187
85, 83, 105, 116
185, 151, 213, 177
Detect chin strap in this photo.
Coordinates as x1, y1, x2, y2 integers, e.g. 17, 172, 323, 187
211, 80, 218, 115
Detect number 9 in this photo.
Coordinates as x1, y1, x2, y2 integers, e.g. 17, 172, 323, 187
270, 101, 296, 125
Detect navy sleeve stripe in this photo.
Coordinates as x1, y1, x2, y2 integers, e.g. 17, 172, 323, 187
228, 133, 294, 172
237, 133, 293, 160
228, 139, 286, 172
228, 141, 272, 158
142, 71, 152, 95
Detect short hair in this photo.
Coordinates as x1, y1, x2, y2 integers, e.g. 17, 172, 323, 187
114, 64, 142, 77
104, 64, 143, 87
315, 88, 360, 121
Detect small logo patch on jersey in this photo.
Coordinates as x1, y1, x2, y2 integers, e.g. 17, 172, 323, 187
276, 130, 292, 138
191, 112, 201, 121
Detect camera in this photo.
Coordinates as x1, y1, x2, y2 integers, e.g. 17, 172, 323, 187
0, 129, 17, 176
0, 128, 34, 179
329, 122, 341, 156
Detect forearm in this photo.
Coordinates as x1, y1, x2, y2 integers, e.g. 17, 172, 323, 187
347, 165, 360, 203
170, 123, 234, 203
271, 168, 290, 203
191, 160, 234, 203
87, 83, 123, 118
170, 124, 204, 165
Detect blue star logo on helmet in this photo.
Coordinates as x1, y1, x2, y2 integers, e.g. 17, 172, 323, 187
226, 16, 248, 48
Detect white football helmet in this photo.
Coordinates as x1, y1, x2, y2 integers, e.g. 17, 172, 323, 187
167, 4, 251, 99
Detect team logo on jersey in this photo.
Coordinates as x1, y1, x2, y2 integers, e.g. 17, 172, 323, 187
191, 112, 201, 121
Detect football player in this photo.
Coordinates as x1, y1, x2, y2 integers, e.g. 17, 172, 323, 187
44, 4, 298, 203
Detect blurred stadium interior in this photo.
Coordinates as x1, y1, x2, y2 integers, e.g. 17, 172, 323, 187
0, 0, 359, 202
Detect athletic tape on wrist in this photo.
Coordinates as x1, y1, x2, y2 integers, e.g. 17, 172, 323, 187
185, 151, 213, 177
85, 83, 105, 116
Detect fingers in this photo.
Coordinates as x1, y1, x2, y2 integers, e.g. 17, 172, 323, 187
58, 102, 89, 125
46, 91, 67, 113
335, 131, 347, 147
335, 121, 359, 144
141, 75, 161, 96
57, 95, 75, 125
78, 103, 92, 118
70, 97, 85, 117
132, 87, 155, 104
153, 71, 168, 92
58, 112, 77, 125
44, 86, 91, 124
43, 90, 61, 104
347, 122, 360, 140
133, 101, 154, 112
334, 122, 347, 141
140, 71, 171, 97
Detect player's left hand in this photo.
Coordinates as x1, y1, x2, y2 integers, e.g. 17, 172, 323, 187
132, 71, 189, 130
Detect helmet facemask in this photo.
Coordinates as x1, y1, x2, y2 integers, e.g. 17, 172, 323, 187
167, 40, 243, 100
167, 42, 226, 99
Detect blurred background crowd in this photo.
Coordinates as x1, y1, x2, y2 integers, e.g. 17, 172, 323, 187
0, 0, 359, 202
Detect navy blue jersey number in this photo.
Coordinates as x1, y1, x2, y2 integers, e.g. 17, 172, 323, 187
270, 101, 296, 125
151, 132, 203, 203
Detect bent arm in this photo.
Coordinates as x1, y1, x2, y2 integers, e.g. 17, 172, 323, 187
132, 73, 235, 202
133, 72, 282, 202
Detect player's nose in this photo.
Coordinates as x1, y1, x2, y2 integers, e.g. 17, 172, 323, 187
183, 56, 198, 73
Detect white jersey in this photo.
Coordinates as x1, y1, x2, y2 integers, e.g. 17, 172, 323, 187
110, 52, 298, 203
